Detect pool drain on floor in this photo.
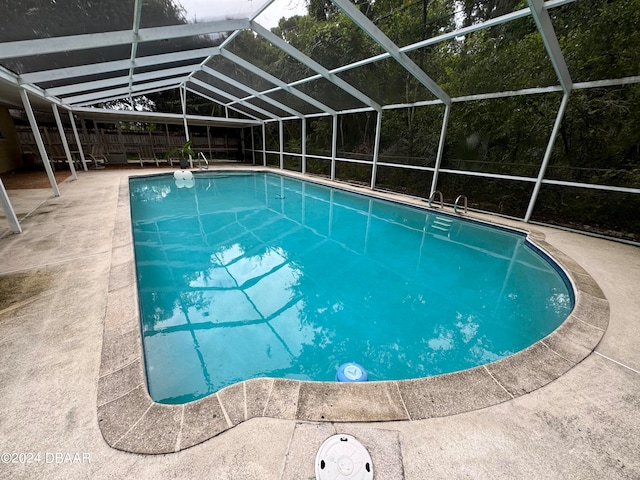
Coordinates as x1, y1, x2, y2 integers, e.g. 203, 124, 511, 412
315, 434, 373, 479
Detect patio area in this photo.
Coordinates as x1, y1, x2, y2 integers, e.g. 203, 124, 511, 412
0, 167, 638, 479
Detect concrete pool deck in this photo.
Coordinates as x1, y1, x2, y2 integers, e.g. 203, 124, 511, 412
1, 166, 639, 479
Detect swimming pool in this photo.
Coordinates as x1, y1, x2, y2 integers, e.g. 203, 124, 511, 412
129, 172, 574, 404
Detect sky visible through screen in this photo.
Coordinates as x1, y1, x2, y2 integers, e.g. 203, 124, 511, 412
178, 0, 308, 29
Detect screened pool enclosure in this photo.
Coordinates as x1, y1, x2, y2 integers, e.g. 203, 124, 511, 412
0, 0, 638, 240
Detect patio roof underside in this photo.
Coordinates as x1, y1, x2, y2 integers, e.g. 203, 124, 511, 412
0, 0, 637, 125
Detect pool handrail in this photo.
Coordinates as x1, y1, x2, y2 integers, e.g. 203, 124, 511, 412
428, 190, 443, 209
454, 194, 468, 214
198, 152, 210, 170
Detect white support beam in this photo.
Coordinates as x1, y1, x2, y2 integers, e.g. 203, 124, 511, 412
0, 179, 22, 233
74, 85, 179, 108
71, 105, 260, 127
251, 21, 381, 112
184, 86, 263, 122
20, 90, 60, 197
51, 104, 78, 180
68, 111, 89, 171
188, 78, 278, 120
400, 8, 532, 56
201, 66, 304, 118
267, 0, 574, 96
180, 84, 193, 169
574, 75, 640, 89
331, 0, 451, 106
127, 0, 145, 101
220, 49, 337, 116
329, 0, 577, 74
0, 19, 249, 59
0, 66, 62, 107
524, 92, 571, 222
527, 0, 572, 93
20, 47, 221, 84
262, 124, 267, 166
451, 86, 563, 103
61, 77, 188, 105
251, 126, 256, 165
278, 120, 284, 169
227, 7, 531, 112
183, 0, 276, 79
430, 104, 451, 197
302, 118, 307, 174
370, 110, 383, 189
46, 64, 203, 97
541, 179, 640, 194
331, 115, 338, 180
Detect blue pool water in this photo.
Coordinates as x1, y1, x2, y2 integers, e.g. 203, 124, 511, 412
129, 172, 574, 404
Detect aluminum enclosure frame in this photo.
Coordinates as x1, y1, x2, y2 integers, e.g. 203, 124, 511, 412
0, 0, 638, 235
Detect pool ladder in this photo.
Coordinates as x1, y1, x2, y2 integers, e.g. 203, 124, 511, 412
427, 190, 443, 208
431, 215, 454, 234
427, 190, 468, 215
198, 152, 210, 170
454, 195, 468, 215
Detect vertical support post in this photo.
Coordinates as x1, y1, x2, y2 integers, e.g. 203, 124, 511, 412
240, 128, 246, 163
331, 114, 338, 180
68, 111, 88, 171
92, 120, 101, 149
206, 125, 212, 159
20, 90, 60, 197
525, 92, 571, 222
278, 120, 284, 170
301, 118, 307, 174
117, 121, 126, 165
251, 126, 256, 165
180, 85, 192, 168
80, 118, 89, 149
262, 123, 267, 166
43, 126, 52, 153
0, 179, 22, 233
370, 110, 383, 189
52, 104, 77, 180
430, 104, 451, 197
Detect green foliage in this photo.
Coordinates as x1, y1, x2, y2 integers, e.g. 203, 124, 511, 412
258, 0, 638, 239
553, 0, 640, 81
166, 140, 194, 168
550, 85, 640, 187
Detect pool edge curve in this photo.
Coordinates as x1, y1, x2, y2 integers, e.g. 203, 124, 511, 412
96, 168, 609, 454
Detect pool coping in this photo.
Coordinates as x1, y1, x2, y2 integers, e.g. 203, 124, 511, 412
97, 167, 609, 454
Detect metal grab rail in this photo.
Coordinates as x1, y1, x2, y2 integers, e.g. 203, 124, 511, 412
454, 195, 468, 214
198, 152, 210, 170
427, 190, 443, 208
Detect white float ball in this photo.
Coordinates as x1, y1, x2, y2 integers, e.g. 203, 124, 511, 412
173, 170, 184, 180
183, 170, 193, 180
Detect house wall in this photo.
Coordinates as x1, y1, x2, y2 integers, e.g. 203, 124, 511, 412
0, 107, 21, 173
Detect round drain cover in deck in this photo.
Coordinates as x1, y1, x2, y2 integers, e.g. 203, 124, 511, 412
315, 434, 373, 480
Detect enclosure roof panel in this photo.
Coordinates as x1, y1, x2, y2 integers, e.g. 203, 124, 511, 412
0, 0, 636, 121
